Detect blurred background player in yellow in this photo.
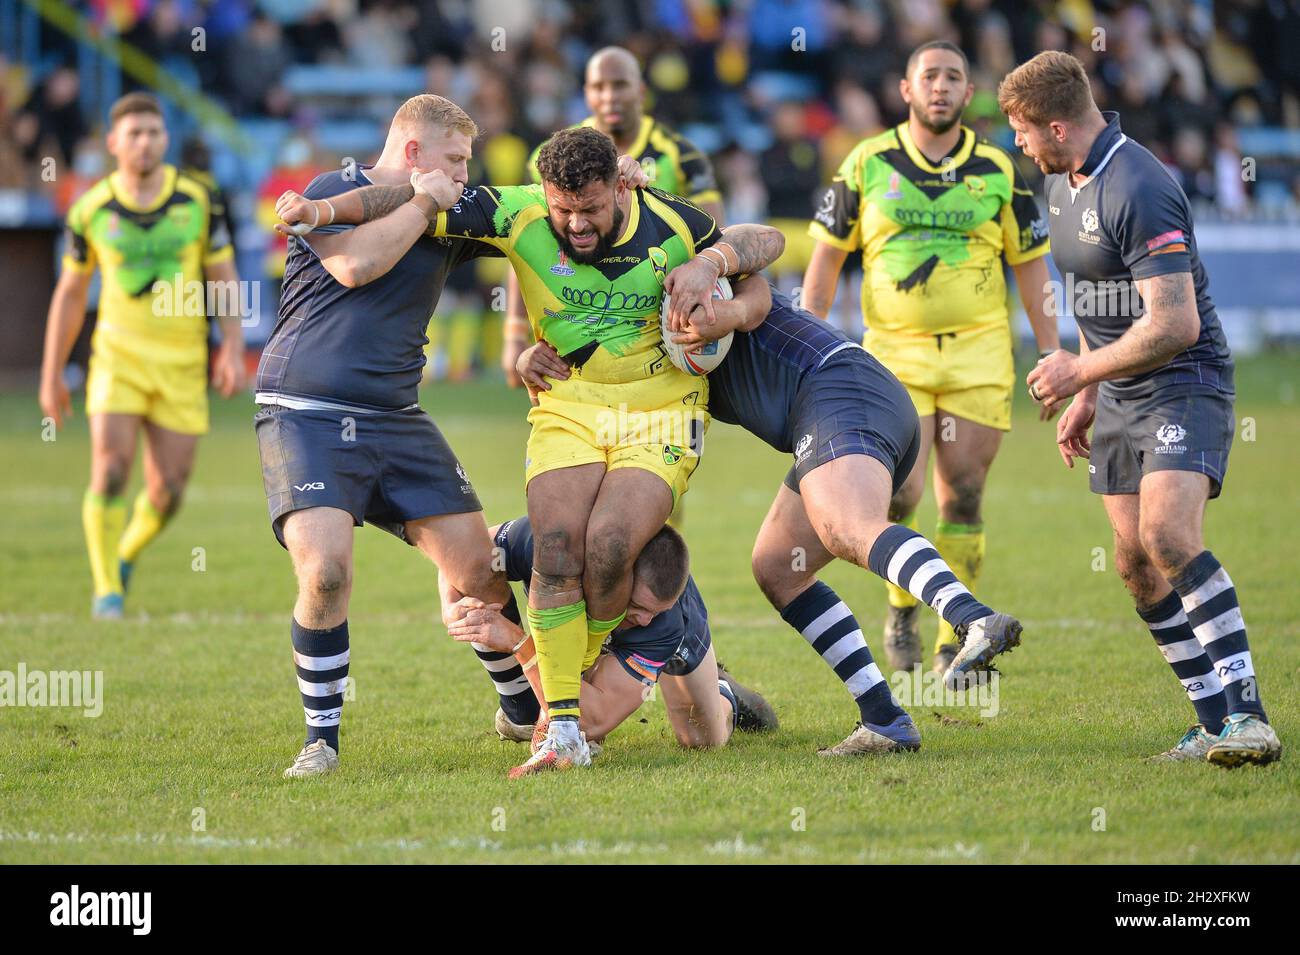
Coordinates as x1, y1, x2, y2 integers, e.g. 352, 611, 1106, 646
802, 42, 1059, 672
38, 93, 246, 619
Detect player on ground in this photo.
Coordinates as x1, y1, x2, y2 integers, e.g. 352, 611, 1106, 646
39, 93, 246, 620
521, 281, 1025, 753
802, 42, 1059, 674
1001, 51, 1281, 766
502, 45, 725, 384
441, 516, 777, 752
279, 127, 784, 777
257, 95, 517, 778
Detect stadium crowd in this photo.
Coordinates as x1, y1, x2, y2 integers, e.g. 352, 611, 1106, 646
5, 0, 1299, 214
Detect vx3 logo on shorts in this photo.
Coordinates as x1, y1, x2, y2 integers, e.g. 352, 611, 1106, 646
294, 482, 326, 492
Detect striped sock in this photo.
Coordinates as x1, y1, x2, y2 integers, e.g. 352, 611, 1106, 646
780, 581, 905, 726
472, 594, 539, 725
1137, 590, 1228, 729
867, 525, 993, 632
716, 679, 739, 731
292, 619, 349, 751
1171, 551, 1266, 721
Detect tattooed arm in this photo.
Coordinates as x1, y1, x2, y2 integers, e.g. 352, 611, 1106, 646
1077, 272, 1200, 383
1027, 272, 1199, 405
716, 223, 786, 275
663, 223, 786, 330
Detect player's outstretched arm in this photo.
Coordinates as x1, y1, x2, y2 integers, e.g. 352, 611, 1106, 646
39, 268, 93, 427
802, 241, 850, 319
663, 223, 785, 331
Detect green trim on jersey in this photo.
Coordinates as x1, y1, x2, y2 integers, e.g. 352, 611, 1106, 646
809, 123, 1049, 336
434, 184, 720, 383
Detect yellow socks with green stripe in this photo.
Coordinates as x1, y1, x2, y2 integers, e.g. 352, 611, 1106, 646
118, 491, 170, 564
583, 612, 627, 670
885, 512, 921, 610
933, 521, 985, 654
83, 490, 127, 598
526, 600, 588, 720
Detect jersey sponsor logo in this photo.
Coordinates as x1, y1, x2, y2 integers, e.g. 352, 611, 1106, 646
559, 287, 660, 313
294, 482, 325, 492
550, 250, 575, 276
893, 207, 976, 229
1153, 423, 1188, 455
1049, 204, 1061, 215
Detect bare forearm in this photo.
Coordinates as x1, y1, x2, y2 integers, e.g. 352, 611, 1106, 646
717, 224, 785, 275
337, 204, 433, 285
1077, 273, 1198, 385
802, 242, 849, 319
728, 275, 772, 332
1012, 257, 1059, 352
42, 284, 88, 378
323, 183, 418, 225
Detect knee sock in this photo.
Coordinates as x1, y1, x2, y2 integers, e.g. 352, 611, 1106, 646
292, 619, 349, 751
780, 581, 907, 727
884, 512, 920, 610
118, 491, 170, 563
472, 593, 539, 725
1138, 590, 1228, 730
933, 520, 985, 653
867, 524, 993, 633
83, 490, 127, 598
526, 601, 588, 721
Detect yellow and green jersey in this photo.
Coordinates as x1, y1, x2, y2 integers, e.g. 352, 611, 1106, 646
528, 115, 721, 207
433, 184, 720, 384
809, 123, 1049, 336
63, 164, 233, 359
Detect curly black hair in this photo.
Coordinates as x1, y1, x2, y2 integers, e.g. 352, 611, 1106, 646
535, 127, 619, 193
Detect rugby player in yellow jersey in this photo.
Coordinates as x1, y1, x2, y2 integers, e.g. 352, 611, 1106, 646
803, 42, 1059, 672
278, 127, 783, 776
502, 45, 725, 385
39, 93, 246, 619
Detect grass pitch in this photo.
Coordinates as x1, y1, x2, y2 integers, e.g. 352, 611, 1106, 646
1, 354, 1297, 864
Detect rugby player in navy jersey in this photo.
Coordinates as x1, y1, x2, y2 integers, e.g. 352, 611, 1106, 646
256, 95, 525, 778
520, 277, 1026, 754
1000, 52, 1280, 766
439, 515, 776, 753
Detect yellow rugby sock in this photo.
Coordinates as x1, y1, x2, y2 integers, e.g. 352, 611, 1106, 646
527, 600, 588, 719
934, 521, 985, 653
83, 490, 127, 598
583, 612, 627, 670
118, 491, 169, 563
885, 512, 921, 609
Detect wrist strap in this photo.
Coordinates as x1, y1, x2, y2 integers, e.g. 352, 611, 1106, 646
320, 197, 336, 226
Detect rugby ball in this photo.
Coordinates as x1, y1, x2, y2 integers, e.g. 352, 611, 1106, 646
660, 275, 734, 376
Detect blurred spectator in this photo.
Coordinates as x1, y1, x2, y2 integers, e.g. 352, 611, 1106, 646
223, 14, 291, 116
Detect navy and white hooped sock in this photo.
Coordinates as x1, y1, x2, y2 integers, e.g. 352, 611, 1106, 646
867, 525, 992, 632
1138, 590, 1228, 729
1171, 551, 1266, 721
472, 594, 540, 726
291, 619, 349, 752
717, 679, 739, 731
780, 581, 905, 727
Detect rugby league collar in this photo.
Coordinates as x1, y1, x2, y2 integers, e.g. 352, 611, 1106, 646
1078, 111, 1124, 177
